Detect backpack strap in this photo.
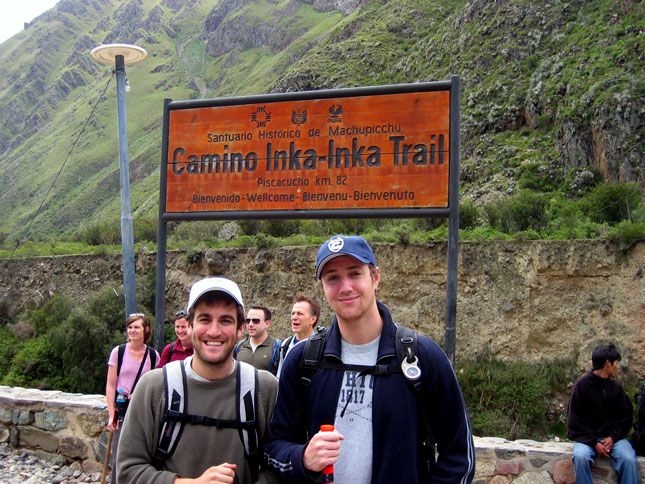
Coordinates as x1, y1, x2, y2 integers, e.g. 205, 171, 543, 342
167, 343, 175, 364
269, 338, 282, 374
394, 326, 436, 473
237, 361, 261, 480
395, 326, 423, 392
149, 345, 158, 370
233, 338, 246, 358
280, 336, 294, 361
116, 343, 127, 377
300, 328, 328, 388
154, 360, 188, 467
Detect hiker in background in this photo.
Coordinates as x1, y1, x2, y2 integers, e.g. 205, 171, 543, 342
276, 294, 321, 378
234, 305, 281, 375
568, 343, 639, 484
266, 234, 475, 483
117, 277, 279, 483
157, 309, 193, 367
105, 313, 159, 484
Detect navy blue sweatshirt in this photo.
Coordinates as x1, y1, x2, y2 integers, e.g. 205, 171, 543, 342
266, 302, 475, 483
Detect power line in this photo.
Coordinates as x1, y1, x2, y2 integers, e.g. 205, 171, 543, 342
20, 71, 115, 243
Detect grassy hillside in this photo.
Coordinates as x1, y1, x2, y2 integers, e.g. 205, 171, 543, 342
0, 0, 642, 248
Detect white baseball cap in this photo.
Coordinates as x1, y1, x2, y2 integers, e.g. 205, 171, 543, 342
186, 277, 244, 312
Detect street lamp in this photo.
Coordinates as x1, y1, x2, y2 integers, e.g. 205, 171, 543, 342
90, 44, 147, 317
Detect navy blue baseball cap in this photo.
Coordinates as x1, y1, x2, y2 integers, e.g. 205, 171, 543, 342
316, 234, 377, 279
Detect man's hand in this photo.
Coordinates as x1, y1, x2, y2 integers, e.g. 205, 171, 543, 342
600, 436, 614, 453
594, 441, 609, 457
303, 429, 345, 472
175, 463, 237, 483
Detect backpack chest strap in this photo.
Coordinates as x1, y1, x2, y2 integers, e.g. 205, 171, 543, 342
164, 409, 257, 429
317, 359, 401, 375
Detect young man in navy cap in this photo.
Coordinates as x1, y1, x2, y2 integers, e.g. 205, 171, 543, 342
267, 235, 475, 483
118, 277, 279, 484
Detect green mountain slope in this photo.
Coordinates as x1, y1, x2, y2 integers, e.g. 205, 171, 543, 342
0, 0, 642, 244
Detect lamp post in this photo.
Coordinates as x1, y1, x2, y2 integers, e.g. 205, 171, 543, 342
90, 44, 147, 317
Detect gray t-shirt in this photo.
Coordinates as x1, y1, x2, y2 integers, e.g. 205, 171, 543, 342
333, 336, 380, 484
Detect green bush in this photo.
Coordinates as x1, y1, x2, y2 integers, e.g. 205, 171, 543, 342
75, 221, 121, 246
518, 162, 561, 191
459, 200, 482, 229
607, 221, 645, 249
49, 309, 123, 394
484, 190, 548, 233
457, 357, 575, 440
134, 218, 158, 243
27, 294, 73, 336
0, 327, 19, 378
0, 297, 12, 326
2, 335, 64, 390
239, 219, 302, 238
579, 182, 641, 224
85, 287, 127, 335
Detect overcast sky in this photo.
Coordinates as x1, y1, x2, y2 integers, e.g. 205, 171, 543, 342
0, 0, 60, 44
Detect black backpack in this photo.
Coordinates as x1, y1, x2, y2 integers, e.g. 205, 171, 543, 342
299, 325, 435, 471
631, 379, 645, 456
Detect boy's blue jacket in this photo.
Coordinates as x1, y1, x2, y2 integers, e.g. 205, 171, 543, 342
266, 302, 475, 483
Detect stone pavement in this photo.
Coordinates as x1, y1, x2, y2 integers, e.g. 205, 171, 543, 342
0, 444, 103, 484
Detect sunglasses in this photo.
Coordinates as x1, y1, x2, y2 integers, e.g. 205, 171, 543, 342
245, 318, 261, 324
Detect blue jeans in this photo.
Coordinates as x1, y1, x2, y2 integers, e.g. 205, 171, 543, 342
572, 439, 639, 484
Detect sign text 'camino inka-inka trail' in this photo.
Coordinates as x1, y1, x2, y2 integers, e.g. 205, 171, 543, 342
164, 89, 450, 213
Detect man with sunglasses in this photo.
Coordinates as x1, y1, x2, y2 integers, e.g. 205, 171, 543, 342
235, 305, 281, 375
158, 309, 193, 367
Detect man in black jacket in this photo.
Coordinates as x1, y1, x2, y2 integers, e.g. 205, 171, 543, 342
567, 343, 639, 484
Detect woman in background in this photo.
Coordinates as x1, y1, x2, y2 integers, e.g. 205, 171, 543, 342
105, 313, 159, 484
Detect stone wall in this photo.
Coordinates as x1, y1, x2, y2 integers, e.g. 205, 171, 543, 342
1, 386, 643, 482
0, 386, 108, 474
0, 240, 642, 374
474, 437, 645, 483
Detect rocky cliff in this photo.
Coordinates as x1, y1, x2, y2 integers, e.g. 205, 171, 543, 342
1, 240, 642, 374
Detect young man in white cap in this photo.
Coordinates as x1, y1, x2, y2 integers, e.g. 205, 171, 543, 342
267, 235, 475, 483
118, 277, 279, 484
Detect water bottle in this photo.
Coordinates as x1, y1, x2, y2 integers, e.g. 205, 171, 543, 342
116, 387, 129, 421
320, 424, 335, 482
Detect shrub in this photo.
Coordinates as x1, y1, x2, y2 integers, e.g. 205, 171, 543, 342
518, 162, 560, 191
84, 286, 127, 335
27, 294, 73, 335
607, 221, 645, 249
579, 182, 641, 224
0, 297, 12, 326
239, 219, 302, 238
0, 327, 19, 379
2, 335, 64, 390
457, 357, 576, 440
459, 200, 482, 229
49, 309, 122, 394
75, 221, 121, 246
134, 218, 158, 243
484, 191, 547, 233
